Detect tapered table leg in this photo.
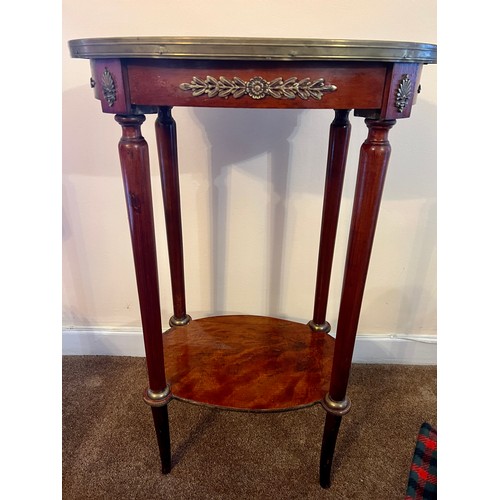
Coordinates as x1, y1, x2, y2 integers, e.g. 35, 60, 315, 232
115, 114, 172, 474
319, 413, 342, 489
309, 109, 351, 334
155, 107, 191, 327
319, 118, 396, 488
151, 405, 172, 474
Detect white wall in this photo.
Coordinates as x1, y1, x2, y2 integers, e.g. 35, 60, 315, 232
62, 1, 437, 342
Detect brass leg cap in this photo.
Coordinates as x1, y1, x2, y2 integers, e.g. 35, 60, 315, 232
169, 315, 192, 327
143, 386, 173, 407
321, 393, 351, 416
307, 320, 331, 333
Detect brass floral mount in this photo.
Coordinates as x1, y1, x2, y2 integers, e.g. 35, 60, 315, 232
101, 67, 116, 106
395, 74, 412, 113
180, 75, 337, 100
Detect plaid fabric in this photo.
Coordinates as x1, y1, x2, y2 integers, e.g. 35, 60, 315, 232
405, 422, 437, 499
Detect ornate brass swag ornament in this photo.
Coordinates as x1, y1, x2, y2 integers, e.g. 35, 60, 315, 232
180, 75, 337, 100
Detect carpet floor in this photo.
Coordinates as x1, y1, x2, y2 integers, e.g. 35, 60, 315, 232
62, 356, 436, 500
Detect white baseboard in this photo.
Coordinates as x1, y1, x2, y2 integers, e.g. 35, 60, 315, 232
351, 334, 436, 365
62, 327, 147, 357
62, 327, 436, 365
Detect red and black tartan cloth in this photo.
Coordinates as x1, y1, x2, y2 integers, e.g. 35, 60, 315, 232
405, 422, 437, 499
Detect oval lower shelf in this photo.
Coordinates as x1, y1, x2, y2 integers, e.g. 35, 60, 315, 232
163, 315, 335, 412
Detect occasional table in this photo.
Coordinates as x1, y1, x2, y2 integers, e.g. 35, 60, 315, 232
68, 36, 437, 488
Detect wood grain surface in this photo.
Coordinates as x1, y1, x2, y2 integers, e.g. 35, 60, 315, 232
163, 315, 335, 411
127, 60, 386, 110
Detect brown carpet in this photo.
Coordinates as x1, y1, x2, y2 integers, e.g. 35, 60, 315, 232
62, 356, 436, 500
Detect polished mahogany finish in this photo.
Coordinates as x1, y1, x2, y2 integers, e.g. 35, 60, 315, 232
318, 119, 396, 484
155, 107, 190, 325
69, 37, 436, 488
163, 315, 335, 411
115, 114, 166, 393
126, 60, 387, 110
329, 118, 395, 402
310, 109, 351, 332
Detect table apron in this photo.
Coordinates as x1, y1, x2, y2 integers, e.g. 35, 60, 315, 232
89, 59, 421, 112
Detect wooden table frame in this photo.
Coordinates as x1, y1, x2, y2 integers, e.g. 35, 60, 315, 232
69, 37, 436, 488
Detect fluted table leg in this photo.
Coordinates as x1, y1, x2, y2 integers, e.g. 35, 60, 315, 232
115, 113, 172, 474
319, 118, 396, 488
309, 109, 351, 334
155, 107, 191, 328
